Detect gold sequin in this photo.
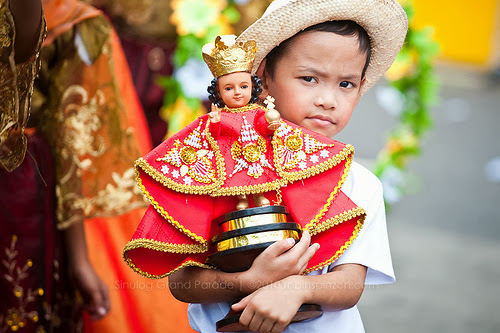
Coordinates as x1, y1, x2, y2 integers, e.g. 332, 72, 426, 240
231, 141, 242, 159
180, 146, 197, 165
285, 134, 303, 151
242, 143, 261, 163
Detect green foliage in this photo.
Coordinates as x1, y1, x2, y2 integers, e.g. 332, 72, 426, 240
374, 1, 440, 206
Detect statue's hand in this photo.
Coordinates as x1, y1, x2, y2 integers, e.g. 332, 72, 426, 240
208, 103, 221, 123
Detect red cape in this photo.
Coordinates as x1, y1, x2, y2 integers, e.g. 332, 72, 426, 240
124, 104, 365, 278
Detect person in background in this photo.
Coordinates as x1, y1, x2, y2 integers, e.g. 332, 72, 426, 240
0, 0, 168, 331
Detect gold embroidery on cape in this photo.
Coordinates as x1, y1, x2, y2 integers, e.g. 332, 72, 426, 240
156, 120, 217, 185
303, 217, 365, 274
137, 120, 225, 195
273, 127, 352, 182
229, 117, 272, 179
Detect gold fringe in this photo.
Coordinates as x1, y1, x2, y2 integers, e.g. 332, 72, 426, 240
309, 207, 366, 236
135, 167, 208, 244
221, 103, 264, 114
303, 216, 365, 275
123, 258, 215, 279
303, 156, 352, 231
123, 238, 208, 254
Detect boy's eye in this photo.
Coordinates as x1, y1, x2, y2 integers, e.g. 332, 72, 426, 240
224, 87, 233, 91
340, 81, 354, 88
241, 84, 249, 89
300, 76, 317, 83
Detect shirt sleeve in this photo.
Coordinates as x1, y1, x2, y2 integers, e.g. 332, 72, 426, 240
329, 161, 395, 285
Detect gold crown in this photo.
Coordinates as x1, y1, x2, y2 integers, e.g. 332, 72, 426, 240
202, 35, 257, 78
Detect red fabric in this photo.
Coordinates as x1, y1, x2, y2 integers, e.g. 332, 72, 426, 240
125, 107, 365, 278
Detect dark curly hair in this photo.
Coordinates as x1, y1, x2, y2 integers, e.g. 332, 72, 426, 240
207, 73, 262, 108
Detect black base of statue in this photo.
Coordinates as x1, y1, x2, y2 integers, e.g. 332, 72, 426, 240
208, 205, 322, 332
216, 303, 323, 332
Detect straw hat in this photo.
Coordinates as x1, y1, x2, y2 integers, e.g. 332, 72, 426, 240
237, 0, 408, 93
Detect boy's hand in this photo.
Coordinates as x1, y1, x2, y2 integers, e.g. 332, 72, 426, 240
243, 230, 319, 291
232, 275, 305, 333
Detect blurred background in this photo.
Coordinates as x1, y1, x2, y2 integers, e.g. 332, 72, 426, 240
336, 0, 500, 332
3, 0, 498, 332
99, 0, 500, 331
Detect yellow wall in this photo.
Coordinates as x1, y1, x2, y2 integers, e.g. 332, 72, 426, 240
411, 0, 499, 65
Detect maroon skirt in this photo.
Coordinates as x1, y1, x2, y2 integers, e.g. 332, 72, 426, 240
0, 132, 83, 332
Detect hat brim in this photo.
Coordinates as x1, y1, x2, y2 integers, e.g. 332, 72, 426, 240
237, 0, 408, 94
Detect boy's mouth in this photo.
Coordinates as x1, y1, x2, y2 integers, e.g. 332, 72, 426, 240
308, 115, 334, 126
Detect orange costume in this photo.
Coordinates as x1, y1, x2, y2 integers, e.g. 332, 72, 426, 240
0, 0, 193, 332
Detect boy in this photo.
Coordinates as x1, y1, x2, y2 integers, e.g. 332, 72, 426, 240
172, 0, 408, 332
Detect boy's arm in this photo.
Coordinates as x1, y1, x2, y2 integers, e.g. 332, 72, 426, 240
168, 230, 320, 303
232, 263, 367, 333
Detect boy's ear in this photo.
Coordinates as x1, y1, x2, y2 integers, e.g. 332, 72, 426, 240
358, 77, 366, 99
256, 59, 269, 99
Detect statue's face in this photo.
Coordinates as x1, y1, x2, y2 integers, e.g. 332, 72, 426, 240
217, 72, 252, 108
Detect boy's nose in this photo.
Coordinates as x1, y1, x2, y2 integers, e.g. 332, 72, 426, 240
314, 91, 337, 110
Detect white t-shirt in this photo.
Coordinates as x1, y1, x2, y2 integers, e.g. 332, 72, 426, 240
188, 161, 395, 332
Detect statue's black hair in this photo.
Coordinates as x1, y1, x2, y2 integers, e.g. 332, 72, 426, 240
207, 74, 262, 108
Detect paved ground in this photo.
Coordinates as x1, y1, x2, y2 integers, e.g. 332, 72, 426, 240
336, 63, 500, 332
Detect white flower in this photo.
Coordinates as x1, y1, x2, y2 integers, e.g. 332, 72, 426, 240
172, 170, 180, 178
174, 59, 213, 100
161, 165, 170, 174
320, 150, 329, 158
206, 151, 214, 159
380, 166, 404, 204
184, 176, 193, 185
375, 86, 405, 116
310, 155, 319, 164
485, 156, 500, 183
298, 161, 307, 170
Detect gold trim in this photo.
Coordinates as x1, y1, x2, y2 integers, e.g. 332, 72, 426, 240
123, 257, 215, 279
274, 141, 355, 183
309, 207, 366, 236
221, 103, 263, 114
135, 167, 208, 244
302, 216, 365, 275
303, 156, 352, 231
123, 238, 208, 254
210, 178, 287, 197
136, 121, 226, 196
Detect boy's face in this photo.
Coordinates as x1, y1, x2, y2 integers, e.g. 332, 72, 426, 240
259, 31, 366, 138
217, 71, 252, 108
